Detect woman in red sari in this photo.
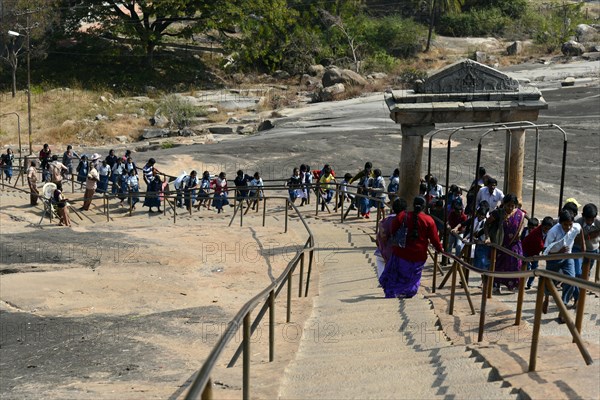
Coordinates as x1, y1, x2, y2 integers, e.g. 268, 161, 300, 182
380, 196, 443, 298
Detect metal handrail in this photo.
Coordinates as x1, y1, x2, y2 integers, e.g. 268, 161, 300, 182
433, 235, 600, 372
184, 196, 314, 400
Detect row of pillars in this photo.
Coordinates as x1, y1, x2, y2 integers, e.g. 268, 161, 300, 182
398, 125, 526, 205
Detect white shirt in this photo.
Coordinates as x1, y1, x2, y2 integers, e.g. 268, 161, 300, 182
476, 186, 504, 209
429, 184, 444, 199
98, 164, 110, 176
127, 175, 139, 187
543, 223, 582, 255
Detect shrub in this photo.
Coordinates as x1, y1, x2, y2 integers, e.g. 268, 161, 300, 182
363, 15, 428, 58
438, 8, 510, 37
363, 51, 400, 73
158, 94, 197, 129
395, 66, 428, 88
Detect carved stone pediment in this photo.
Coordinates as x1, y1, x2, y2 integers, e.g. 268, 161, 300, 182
415, 59, 519, 94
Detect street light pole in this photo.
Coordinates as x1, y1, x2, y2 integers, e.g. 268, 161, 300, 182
8, 11, 34, 155
26, 13, 32, 155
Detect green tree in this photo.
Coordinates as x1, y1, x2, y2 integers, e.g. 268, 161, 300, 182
425, 0, 464, 51
223, 0, 298, 72
60, 0, 236, 67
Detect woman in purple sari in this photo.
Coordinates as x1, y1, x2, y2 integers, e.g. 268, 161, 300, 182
376, 198, 408, 278
484, 194, 526, 293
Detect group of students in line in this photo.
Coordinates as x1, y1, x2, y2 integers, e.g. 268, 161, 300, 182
284, 161, 401, 218
373, 168, 599, 320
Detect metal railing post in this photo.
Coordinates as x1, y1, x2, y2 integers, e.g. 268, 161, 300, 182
286, 270, 292, 323
105, 194, 109, 222
304, 249, 313, 297
575, 258, 591, 334
298, 253, 305, 298
449, 262, 457, 315
529, 276, 546, 372
515, 261, 527, 325
262, 197, 267, 227
269, 290, 275, 362
545, 277, 593, 365
284, 199, 288, 233
243, 313, 251, 400
478, 275, 489, 342
432, 252, 438, 293
240, 198, 244, 227
488, 247, 496, 299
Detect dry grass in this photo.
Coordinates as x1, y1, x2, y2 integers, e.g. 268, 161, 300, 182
0, 88, 155, 152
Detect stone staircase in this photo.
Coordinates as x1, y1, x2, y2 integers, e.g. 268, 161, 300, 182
278, 217, 521, 399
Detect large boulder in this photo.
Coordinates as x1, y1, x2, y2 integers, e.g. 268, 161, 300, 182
257, 120, 274, 132
561, 40, 586, 56
141, 128, 169, 140
308, 64, 325, 76
320, 83, 345, 102
208, 125, 235, 135
340, 69, 368, 86
322, 66, 367, 88
322, 66, 343, 87
576, 24, 599, 43
506, 41, 523, 56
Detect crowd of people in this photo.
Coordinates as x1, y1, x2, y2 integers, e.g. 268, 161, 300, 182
11, 144, 600, 315
375, 168, 599, 321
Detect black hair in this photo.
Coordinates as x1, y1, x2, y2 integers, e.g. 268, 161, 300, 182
51, 154, 58, 161
430, 176, 438, 185
478, 166, 486, 177
56, 182, 62, 190
364, 162, 372, 170
487, 177, 498, 186
300, 164, 306, 172
503, 193, 518, 205
412, 196, 426, 238
477, 204, 489, 216
393, 168, 400, 177
419, 183, 427, 194
344, 173, 352, 180
541, 216, 555, 227
237, 169, 243, 176
562, 202, 578, 218
449, 184, 459, 193
558, 210, 574, 223
148, 158, 156, 165
392, 198, 408, 214
373, 168, 381, 177
452, 198, 464, 210
528, 217, 539, 227
582, 203, 598, 219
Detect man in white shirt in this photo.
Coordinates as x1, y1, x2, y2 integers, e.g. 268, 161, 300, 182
542, 210, 583, 318
475, 178, 504, 210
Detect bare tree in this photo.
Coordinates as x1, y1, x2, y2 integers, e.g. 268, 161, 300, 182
319, 9, 361, 72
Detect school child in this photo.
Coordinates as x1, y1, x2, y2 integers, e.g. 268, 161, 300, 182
248, 172, 264, 210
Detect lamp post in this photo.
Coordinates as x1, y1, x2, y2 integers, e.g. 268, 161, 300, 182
0, 112, 22, 182
8, 20, 32, 155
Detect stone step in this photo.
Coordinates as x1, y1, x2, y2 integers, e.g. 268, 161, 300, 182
297, 344, 471, 360
281, 377, 514, 399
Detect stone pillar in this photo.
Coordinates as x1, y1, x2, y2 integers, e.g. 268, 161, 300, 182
398, 124, 434, 206
507, 128, 526, 201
